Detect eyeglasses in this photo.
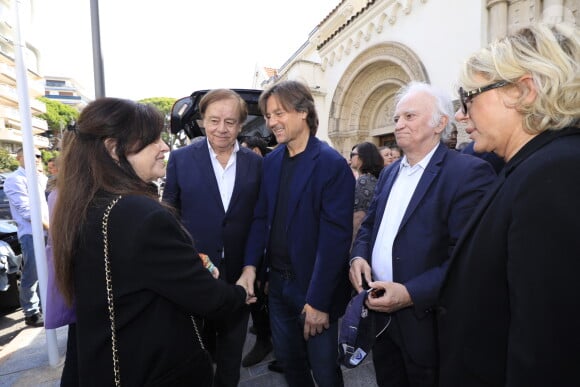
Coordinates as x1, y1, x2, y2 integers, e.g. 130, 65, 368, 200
458, 80, 509, 115
350, 152, 358, 158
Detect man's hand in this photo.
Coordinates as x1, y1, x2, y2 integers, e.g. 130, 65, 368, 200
236, 266, 257, 304
349, 257, 372, 293
302, 304, 329, 341
366, 281, 413, 313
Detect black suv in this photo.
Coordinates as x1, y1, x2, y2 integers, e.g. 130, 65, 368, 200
170, 89, 276, 146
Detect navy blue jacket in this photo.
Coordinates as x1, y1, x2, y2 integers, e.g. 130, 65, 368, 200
244, 136, 355, 320
351, 142, 496, 367
163, 139, 262, 283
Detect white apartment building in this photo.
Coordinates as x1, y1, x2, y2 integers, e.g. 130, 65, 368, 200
262, 0, 579, 157
0, 0, 48, 153
44, 75, 90, 110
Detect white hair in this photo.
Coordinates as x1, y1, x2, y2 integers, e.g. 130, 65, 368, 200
394, 81, 456, 141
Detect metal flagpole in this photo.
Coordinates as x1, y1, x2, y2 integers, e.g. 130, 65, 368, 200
90, 0, 106, 98
12, 0, 59, 366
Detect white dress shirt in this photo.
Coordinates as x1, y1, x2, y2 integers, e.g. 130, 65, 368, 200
3, 167, 49, 238
371, 144, 439, 282
207, 139, 238, 212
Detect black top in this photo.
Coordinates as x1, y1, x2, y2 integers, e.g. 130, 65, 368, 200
73, 195, 246, 386
440, 127, 580, 386
269, 149, 302, 271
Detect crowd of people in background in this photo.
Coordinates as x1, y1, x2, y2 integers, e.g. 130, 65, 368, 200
3, 22, 578, 387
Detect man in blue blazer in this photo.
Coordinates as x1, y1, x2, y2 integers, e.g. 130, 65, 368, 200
350, 82, 496, 386
163, 89, 262, 387
238, 81, 354, 387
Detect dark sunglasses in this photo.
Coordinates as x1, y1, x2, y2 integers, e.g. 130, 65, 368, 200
458, 80, 509, 115
350, 152, 358, 158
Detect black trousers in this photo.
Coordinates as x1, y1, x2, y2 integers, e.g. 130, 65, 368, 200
372, 317, 437, 387
201, 261, 250, 387
249, 279, 271, 342
202, 306, 249, 387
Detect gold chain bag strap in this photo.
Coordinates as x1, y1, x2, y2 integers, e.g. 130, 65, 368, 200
102, 196, 207, 387
102, 195, 122, 387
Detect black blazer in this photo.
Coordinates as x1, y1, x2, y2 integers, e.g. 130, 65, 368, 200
163, 140, 262, 283
74, 195, 246, 386
439, 127, 580, 387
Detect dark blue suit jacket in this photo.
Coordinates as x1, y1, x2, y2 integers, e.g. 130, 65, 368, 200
244, 136, 355, 320
163, 139, 262, 283
351, 142, 496, 366
461, 141, 505, 174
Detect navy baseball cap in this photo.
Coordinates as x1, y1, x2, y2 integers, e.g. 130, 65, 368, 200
338, 289, 391, 368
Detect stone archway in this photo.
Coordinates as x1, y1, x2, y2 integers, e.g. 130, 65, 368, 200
328, 42, 429, 155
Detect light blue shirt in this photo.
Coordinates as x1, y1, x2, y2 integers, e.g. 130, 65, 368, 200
4, 167, 49, 238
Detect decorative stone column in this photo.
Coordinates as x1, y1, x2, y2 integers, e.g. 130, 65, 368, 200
487, 0, 509, 41
542, 0, 564, 23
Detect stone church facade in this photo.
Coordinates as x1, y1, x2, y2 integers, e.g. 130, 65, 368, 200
263, 0, 579, 157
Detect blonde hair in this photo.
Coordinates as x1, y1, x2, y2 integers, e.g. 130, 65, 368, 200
459, 23, 580, 133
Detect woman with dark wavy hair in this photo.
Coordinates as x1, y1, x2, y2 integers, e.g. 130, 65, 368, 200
349, 141, 383, 240
51, 97, 252, 386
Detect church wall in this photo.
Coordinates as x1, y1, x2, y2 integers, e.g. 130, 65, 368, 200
272, 0, 578, 155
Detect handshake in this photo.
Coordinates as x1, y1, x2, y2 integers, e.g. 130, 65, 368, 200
236, 265, 258, 305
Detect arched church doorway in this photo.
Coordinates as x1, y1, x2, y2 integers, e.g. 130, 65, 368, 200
328, 42, 429, 157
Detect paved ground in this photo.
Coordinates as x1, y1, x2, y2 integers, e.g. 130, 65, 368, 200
0, 307, 378, 386
0, 307, 27, 353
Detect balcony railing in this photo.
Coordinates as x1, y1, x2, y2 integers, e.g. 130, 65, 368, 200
0, 83, 17, 103
31, 116, 48, 131
0, 84, 47, 114
0, 62, 15, 83
0, 106, 49, 131
29, 96, 46, 114
0, 127, 50, 148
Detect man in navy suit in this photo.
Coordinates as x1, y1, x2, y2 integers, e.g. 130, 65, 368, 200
163, 89, 262, 387
349, 82, 496, 387
238, 80, 354, 387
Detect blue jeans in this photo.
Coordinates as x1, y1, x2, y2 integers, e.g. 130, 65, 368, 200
268, 270, 344, 387
18, 234, 40, 317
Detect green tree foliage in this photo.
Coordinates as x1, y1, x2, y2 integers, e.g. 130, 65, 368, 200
138, 97, 175, 117
41, 149, 59, 164
0, 148, 19, 172
37, 97, 79, 132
